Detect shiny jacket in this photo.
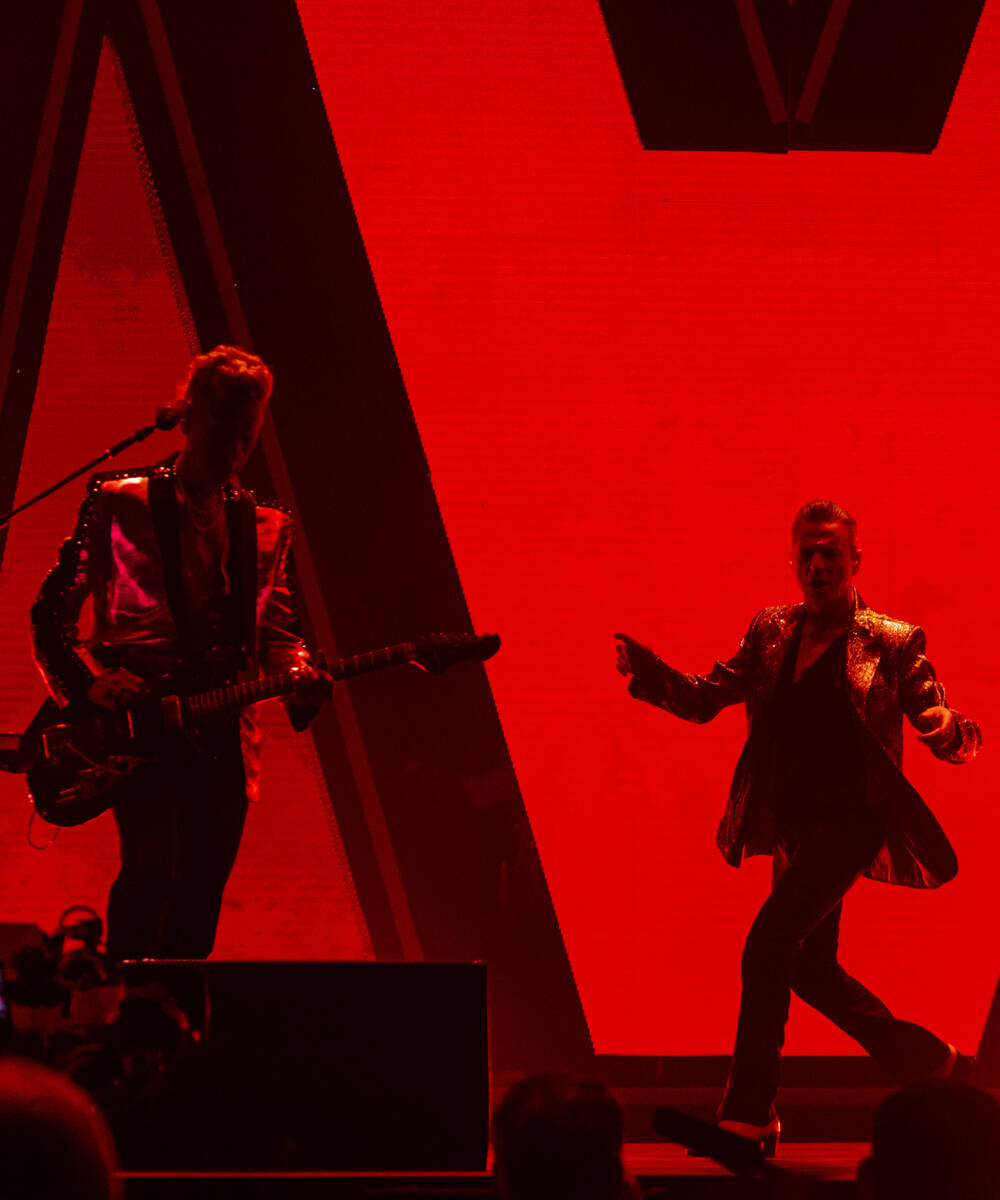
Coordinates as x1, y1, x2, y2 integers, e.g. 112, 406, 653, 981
31, 459, 314, 803
628, 601, 981, 888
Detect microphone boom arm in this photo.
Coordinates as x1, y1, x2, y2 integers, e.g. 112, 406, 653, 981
0, 417, 167, 531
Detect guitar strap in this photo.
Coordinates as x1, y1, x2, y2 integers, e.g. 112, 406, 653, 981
148, 463, 191, 659
225, 489, 259, 669
148, 465, 259, 672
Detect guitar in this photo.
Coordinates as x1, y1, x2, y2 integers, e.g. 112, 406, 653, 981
23, 632, 500, 827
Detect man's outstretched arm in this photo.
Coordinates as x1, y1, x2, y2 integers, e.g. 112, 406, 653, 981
615, 619, 754, 724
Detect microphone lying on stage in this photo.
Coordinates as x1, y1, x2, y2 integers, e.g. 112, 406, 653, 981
652, 1105, 820, 1198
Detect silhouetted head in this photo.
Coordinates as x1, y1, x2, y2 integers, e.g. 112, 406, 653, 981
0, 1057, 121, 1199
790, 499, 861, 618
492, 1073, 630, 1200
791, 500, 858, 552
173, 345, 273, 487
858, 1079, 1000, 1200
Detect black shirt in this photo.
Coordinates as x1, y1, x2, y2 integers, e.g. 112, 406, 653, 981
772, 625, 867, 845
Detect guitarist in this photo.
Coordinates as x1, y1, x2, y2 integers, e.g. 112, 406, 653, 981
31, 346, 332, 960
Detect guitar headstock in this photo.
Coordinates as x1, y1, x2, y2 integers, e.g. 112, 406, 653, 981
408, 632, 501, 675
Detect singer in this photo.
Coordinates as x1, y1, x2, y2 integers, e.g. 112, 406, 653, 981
31, 345, 332, 958
616, 501, 981, 1153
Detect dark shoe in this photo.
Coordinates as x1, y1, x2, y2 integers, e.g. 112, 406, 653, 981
931, 1043, 977, 1084
952, 1053, 978, 1084
682, 1108, 781, 1160
717, 1113, 781, 1157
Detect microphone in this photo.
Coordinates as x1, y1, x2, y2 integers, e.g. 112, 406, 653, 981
155, 406, 183, 431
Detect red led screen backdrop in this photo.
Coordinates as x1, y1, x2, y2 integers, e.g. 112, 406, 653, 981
295, 0, 1000, 1054
0, 46, 369, 961
2, 1, 998, 1064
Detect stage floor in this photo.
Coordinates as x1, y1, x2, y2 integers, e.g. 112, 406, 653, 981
118, 1142, 866, 1196
625, 1140, 863, 1180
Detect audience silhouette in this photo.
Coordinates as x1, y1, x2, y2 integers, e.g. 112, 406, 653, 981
0, 1056, 121, 1199
858, 1078, 1000, 1199
493, 1073, 637, 1200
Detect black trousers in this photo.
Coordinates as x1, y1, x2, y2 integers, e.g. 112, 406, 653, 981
106, 733, 248, 961
721, 805, 951, 1124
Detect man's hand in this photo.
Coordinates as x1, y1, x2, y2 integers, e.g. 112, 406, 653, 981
86, 667, 148, 711
290, 653, 334, 708
615, 632, 660, 678
915, 705, 956, 752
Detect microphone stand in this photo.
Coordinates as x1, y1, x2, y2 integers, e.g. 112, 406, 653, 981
0, 412, 177, 531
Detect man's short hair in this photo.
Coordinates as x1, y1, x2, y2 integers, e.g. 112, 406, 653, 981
174, 345, 273, 421
792, 499, 858, 549
492, 1073, 625, 1200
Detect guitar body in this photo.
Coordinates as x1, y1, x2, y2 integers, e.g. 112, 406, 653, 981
23, 696, 186, 827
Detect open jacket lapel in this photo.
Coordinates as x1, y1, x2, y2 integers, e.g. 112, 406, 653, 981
755, 605, 802, 713
760, 597, 883, 721
224, 489, 260, 669
147, 460, 188, 655
846, 609, 882, 719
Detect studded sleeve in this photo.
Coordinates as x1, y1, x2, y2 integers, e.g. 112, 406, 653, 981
30, 480, 109, 706
257, 516, 318, 731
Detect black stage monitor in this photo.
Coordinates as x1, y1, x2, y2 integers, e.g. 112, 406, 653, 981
117, 960, 488, 1171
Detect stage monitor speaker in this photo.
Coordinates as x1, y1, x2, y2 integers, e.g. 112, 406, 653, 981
117, 960, 488, 1171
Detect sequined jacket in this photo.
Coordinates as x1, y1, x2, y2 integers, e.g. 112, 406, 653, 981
31, 459, 314, 803
628, 601, 981, 888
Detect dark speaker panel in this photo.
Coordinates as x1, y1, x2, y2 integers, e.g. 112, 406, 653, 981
118, 960, 488, 1170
